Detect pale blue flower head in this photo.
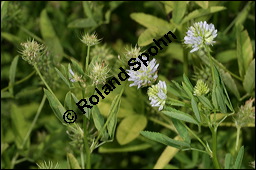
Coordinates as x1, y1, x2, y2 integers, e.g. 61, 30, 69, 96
127, 58, 159, 88
184, 21, 217, 53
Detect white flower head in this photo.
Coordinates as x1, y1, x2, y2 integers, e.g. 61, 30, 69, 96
148, 80, 167, 111
127, 58, 159, 88
184, 21, 217, 53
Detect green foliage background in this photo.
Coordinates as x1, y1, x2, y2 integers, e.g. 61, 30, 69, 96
1, 1, 255, 169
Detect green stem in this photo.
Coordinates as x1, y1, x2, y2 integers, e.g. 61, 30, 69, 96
80, 146, 85, 169
235, 126, 241, 151
85, 46, 90, 72
148, 117, 176, 132
183, 49, 188, 75
34, 65, 54, 95
21, 94, 46, 148
1, 71, 35, 92
211, 126, 221, 169
83, 116, 91, 169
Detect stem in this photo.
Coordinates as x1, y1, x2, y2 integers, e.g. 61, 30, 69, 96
183, 49, 188, 75
83, 116, 91, 169
1, 71, 35, 92
22, 94, 46, 148
80, 146, 85, 169
34, 65, 54, 95
148, 117, 176, 132
235, 126, 241, 151
85, 46, 90, 72
211, 126, 221, 169
183, 123, 211, 156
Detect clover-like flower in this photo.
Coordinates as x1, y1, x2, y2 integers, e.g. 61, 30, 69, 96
89, 62, 110, 86
69, 68, 82, 83
127, 58, 159, 88
184, 21, 217, 53
148, 80, 167, 111
193, 79, 210, 96
81, 32, 101, 46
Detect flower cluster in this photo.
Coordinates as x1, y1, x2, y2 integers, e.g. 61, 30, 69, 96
81, 32, 101, 47
127, 58, 159, 88
147, 80, 167, 111
193, 79, 210, 96
184, 21, 217, 53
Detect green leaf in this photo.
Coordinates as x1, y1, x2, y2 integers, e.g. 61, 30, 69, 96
116, 114, 147, 145
216, 50, 236, 63
1, 1, 8, 22
8, 56, 19, 95
130, 13, 170, 30
220, 69, 240, 99
171, 119, 190, 144
224, 153, 232, 169
55, 67, 70, 88
99, 143, 151, 153
181, 6, 226, 24
195, 1, 209, 9
197, 95, 213, 110
236, 25, 253, 77
182, 82, 193, 99
40, 9, 63, 63
92, 105, 105, 131
71, 58, 85, 76
233, 146, 244, 169
163, 107, 198, 124
107, 94, 121, 138
183, 74, 194, 92
138, 28, 159, 46
216, 86, 227, 113
243, 59, 255, 94
191, 96, 201, 122
173, 1, 187, 24
140, 131, 190, 149
68, 18, 97, 28
67, 153, 81, 169
44, 89, 65, 123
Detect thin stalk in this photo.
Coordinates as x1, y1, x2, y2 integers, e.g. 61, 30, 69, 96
83, 116, 91, 169
235, 126, 241, 151
210, 126, 221, 169
21, 94, 46, 148
148, 117, 176, 132
34, 65, 54, 95
1, 71, 35, 92
80, 146, 85, 169
85, 46, 90, 72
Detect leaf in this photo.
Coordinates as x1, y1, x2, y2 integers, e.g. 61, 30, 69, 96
8, 56, 19, 95
191, 96, 201, 122
181, 6, 226, 24
1, 1, 8, 22
183, 74, 194, 92
140, 131, 190, 149
163, 107, 198, 124
216, 50, 236, 63
107, 94, 121, 138
220, 69, 240, 99
67, 153, 81, 169
68, 18, 97, 28
99, 143, 151, 153
116, 114, 147, 145
130, 13, 171, 30
233, 146, 244, 169
92, 105, 105, 131
195, 1, 209, 9
40, 9, 63, 63
182, 82, 193, 99
171, 119, 190, 144
197, 95, 213, 110
55, 67, 70, 88
224, 153, 232, 169
154, 139, 180, 169
138, 28, 159, 46
44, 89, 65, 123
236, 25, 253, 77
243, 59, 255, 94
173, 1, 187, 24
